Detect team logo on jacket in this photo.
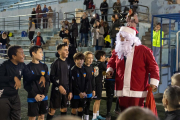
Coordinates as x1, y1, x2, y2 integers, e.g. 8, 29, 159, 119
77, 74, 79, 77
0, 89, 4, 97
41, 70, 45, 76
83, 73, 86, 77
19, 70, 22, 76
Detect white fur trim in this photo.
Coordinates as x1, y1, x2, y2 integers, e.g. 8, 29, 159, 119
106, 67, 114, 74
150, 78, 159, 87
115, 90, 148, 98
122, 45, 135, 91
120, 27, 136, 36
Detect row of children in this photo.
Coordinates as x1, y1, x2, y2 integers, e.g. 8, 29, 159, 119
0, 37, 117, 120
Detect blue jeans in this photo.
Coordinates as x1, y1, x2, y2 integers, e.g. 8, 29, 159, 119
80, 33, 88, 46
152, 46, 160, 64
111, 38, 116, 47
95, 39, 102, 51
0, 45, 6, 57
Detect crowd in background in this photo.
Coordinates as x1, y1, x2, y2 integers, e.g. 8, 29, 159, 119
58, 0, 139, 50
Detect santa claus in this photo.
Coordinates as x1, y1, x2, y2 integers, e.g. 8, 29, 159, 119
106, 27, 159, 111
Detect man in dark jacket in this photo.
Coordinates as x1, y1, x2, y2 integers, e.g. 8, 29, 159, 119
31, 8, 37, 29
128, 0, 139, 9
113, 0, 122, 14
109, 15, 120, 47
80, 13, 90, 47
84, 0, 93, 17
100, 0, 108, 22
59, 28, 73, 45
69, 19, 78, 48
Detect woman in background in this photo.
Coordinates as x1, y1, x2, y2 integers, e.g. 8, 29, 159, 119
126, 8, 138, 29
36, 5, 42, 29
92, 20, 104, 51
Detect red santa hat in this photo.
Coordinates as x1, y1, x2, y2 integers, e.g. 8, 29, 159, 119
119, 27, 138, 36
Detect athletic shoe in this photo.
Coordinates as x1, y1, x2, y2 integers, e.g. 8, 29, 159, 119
97, 115, 106, 120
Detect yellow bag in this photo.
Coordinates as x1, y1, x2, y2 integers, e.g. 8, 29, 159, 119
104, 35, 111, 43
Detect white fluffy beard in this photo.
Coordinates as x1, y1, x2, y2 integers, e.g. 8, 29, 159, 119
115, 38, 133, 60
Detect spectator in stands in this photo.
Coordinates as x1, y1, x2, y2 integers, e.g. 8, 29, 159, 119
32, 32, 45, 46
100, 0, 109, 22
92, 20, 104, 51
152, 23, 164, 64
42, 4, 49, 29
36, 5, 42, 29
117, 107, 159, 120
100, 19, 104, 26
84, 0, 94, 17
80, 12, 90, 47
59, 28, 73, 45
90, 13, 100, 27
69, 19, 78, 48
103, 22, 110, 47
0, 32, 10, 57
128, 0, 139, 9
31, 8, 37, 29
113, 0, 122, 14
115, 14, 124, 26
28, 17, 35, 43
126, 8, 138, 28
47, 6, 53, 29
60, 20, 70, 30
162, 86, 180, 120
109, 15, 120, 47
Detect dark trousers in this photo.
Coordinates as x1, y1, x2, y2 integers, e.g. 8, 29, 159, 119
37, 18, 41, 29
72, 36, 77, 48
106, 80, 115, 117
0, 95, 21, 120
111, 38, 116, 47
43, 18, 48, 28
102, 13, 108, 21
80, 33, 88, 47
95, 39, 102, 51
28, 31, 35, 41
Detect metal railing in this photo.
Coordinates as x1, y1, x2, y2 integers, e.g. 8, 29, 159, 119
64, 4, 150, 23
0, 12, 61, 30
0, 0, 82, 12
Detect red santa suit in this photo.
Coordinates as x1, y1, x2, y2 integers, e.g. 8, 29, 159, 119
106, 27, 159, 111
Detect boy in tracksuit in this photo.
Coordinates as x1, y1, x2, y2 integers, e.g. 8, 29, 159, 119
83, 51, 95, 120
0, 45, 46, 120
105, 46, 119, 120
47, 43, 72, 120
92, 50, 106, 120
24, 46, 50, 120
71, 52, 89, 119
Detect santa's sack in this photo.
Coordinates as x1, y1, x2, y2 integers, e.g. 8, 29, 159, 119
145, 85, 158, 116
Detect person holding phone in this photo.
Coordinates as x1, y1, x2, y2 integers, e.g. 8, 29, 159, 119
126, 8, 138, 29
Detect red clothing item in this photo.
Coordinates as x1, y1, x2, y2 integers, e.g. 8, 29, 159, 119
36, 36, 41, 46
107, 45, 159, 97
145, 85, 158, 116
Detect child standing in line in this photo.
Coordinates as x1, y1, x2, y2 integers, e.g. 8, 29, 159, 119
83, 51, 96, 120
92, 50, 106, 120
71, 52, 89, 119
47, 43, 72, 120
24, 46, 50, 120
